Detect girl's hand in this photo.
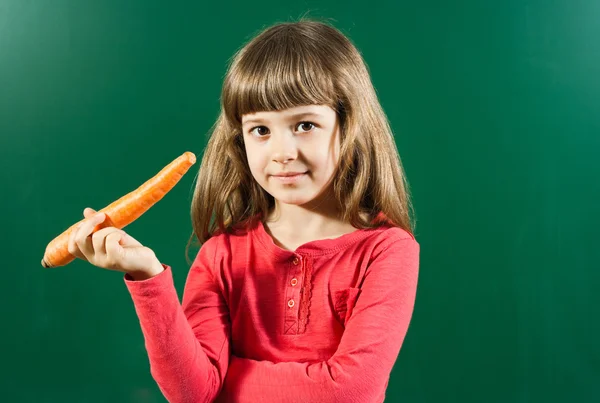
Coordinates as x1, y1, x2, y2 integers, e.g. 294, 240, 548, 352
68, 207, 164, 280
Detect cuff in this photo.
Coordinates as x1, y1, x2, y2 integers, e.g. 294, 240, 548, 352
123, 263, 173, 296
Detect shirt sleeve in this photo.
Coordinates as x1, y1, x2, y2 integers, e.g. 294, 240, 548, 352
217, 236, 420, 403
123, 241, 231, 403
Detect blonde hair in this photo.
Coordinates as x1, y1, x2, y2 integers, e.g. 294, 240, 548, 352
185, 17, 417, 262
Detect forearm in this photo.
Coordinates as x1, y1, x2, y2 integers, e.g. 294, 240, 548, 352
125, 265, 223, 403
218, 355, 382, 403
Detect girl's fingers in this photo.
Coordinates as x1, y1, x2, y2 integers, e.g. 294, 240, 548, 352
105, 232, 126, 267
69, 209, 137, 270
68, 226, 86, 260
74, 213, 106, 261
83, 207, 97, 218
91, 227, 125, 255
74, 226, 94, 262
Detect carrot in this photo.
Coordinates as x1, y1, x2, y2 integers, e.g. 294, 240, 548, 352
41, 151, 197, 268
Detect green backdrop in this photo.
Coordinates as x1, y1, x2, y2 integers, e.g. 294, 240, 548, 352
1, 1, 598, 402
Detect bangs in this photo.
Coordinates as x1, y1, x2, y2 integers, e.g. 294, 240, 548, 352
223, 32, 339, 125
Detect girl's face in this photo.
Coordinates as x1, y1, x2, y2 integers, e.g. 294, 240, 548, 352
241, 104, 341, 209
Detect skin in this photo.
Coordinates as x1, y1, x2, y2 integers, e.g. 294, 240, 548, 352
68, 207, 164, 280
241, 104, 358, 251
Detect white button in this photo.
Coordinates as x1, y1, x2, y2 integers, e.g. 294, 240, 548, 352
288, 299, 295, 308
290, 278, 298, 286
292, 257, 299, 265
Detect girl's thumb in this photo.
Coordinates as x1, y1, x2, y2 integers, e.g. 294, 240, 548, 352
84, 207, 97, 218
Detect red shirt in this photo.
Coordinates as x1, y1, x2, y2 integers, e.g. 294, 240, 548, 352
123, 214, 420, 403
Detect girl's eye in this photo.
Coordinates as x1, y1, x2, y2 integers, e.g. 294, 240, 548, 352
297, 122, 315, 132
249, 122, 316, 137
250, 126, 269, 137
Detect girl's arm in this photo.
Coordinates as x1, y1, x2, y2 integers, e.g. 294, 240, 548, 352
218, 237, 420, 403
124, 239, 230, 403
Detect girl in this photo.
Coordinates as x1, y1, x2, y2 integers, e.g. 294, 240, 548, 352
70, 18, 420, 403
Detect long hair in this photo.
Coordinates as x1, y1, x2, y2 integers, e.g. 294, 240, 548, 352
185, 18, 418, 263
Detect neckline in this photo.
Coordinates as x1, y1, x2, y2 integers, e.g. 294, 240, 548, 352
252, 211, 392, 258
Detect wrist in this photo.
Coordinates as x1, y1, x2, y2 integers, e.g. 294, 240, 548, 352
128, 261, 164, 281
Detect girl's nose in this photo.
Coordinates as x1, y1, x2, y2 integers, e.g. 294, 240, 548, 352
271, 132, 299, 163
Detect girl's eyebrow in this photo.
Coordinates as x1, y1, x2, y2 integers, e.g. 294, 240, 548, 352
242, 112, 323, 126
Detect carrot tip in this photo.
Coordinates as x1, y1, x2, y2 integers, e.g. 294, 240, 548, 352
185, 151, 196, 164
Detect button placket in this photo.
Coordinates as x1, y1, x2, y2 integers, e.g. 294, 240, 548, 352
290, 254, 302, 288
284, 254, 312, 335
285, 255, 302, 320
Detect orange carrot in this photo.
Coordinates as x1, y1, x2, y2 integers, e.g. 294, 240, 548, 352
41, 151, 196, 268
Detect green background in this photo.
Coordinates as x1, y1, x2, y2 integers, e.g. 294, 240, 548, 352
2, 0, 599, 402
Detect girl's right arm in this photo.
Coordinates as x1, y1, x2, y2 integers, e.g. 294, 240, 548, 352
124, 239, 230, 403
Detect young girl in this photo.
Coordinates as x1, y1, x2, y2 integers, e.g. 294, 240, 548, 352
70, 18, 420, 403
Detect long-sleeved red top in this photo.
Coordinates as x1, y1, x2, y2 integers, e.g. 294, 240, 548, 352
123, 213, 420, 403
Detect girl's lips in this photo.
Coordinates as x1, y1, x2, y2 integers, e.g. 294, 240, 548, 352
272, 172, 308, 184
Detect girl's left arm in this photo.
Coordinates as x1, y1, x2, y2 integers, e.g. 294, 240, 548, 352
218, 236, 420, 403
